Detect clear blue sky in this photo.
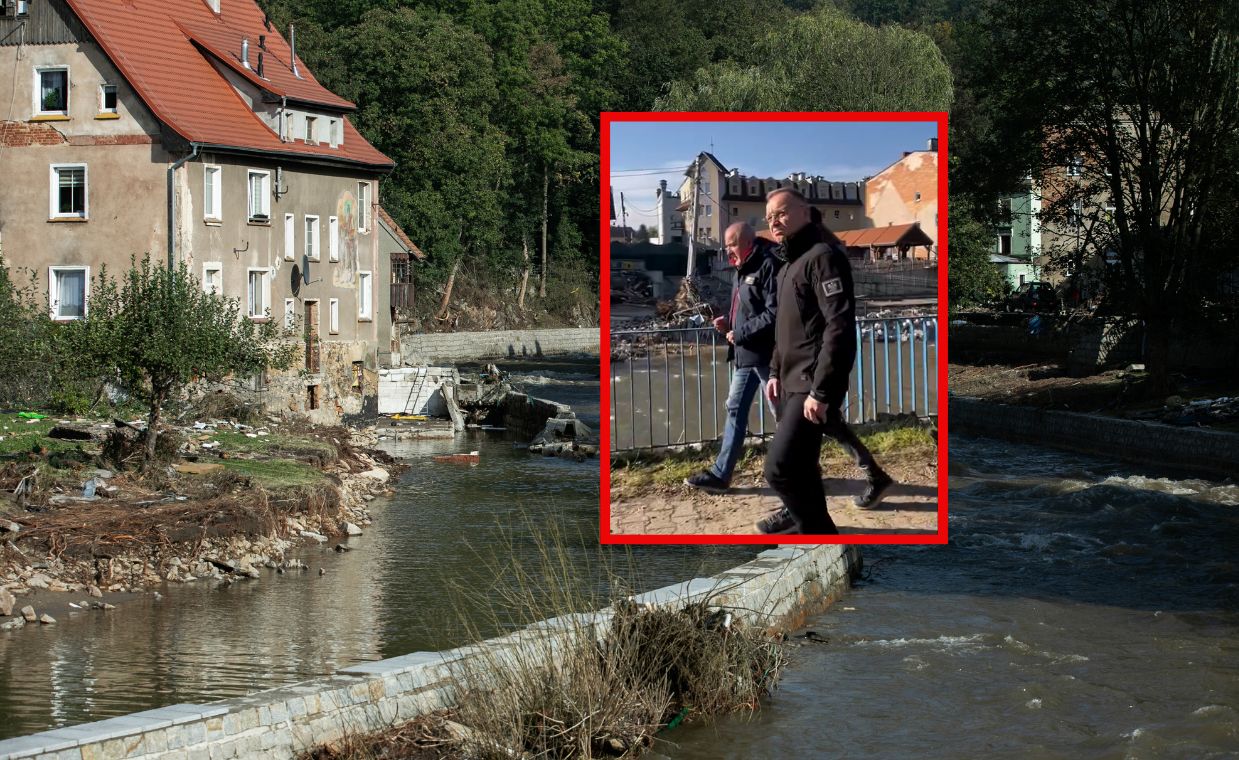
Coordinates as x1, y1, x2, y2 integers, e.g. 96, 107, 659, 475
609, 120, 937, 229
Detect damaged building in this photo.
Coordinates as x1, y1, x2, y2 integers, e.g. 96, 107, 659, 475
0, 0, 420, 422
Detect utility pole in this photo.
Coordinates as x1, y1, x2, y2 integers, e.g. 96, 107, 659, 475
620, 192, 629, 242
686, 154, 701, 279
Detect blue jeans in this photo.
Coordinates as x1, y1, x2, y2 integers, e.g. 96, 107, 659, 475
708, 364, 771, 484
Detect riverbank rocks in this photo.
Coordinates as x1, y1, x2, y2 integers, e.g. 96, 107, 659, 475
0, 617, 23, 630
358, 468, 390, 483
300, 530, 328, 543
25, 573, 53, 590
342, 522, 363, 536
0, 589, 14, 616
21, 605, 36, 622
39, 613, 55, 624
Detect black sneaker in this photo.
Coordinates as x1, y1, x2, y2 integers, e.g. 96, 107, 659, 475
683, 470, 729, 494
755, 508, 798, 534
854, 471, 895, 509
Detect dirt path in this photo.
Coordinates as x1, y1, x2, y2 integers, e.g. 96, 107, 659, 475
610, 454, 938, 537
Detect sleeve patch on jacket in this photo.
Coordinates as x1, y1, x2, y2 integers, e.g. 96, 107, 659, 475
743, 274, 757, 284
821, 277, 843, 297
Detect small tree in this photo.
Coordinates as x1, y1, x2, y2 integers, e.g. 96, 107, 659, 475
85, 257, 295, 468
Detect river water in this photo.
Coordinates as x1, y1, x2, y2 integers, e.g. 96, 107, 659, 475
0, 358, 757, 740
664, 435, 1239, 759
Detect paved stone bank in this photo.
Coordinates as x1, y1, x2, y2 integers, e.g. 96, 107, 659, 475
951, 398, 1239, 480
0, 546, 858, 760
399, 327, 600, 365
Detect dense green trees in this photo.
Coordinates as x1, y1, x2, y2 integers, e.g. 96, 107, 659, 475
255, 1, 961, 327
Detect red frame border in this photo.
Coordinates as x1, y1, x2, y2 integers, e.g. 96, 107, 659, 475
600, 111, 949, 546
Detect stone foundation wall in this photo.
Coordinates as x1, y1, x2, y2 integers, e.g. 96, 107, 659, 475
0, 546, 859, 760
399, 328, 600, 365
950, 398, 1239, 480
497, 392, 574, 440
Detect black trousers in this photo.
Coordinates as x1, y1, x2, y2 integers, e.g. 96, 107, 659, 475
763, 393, 880, 534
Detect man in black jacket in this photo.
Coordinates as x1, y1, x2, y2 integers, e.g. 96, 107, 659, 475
684, 222, 781, 493
757, 188, 894, 534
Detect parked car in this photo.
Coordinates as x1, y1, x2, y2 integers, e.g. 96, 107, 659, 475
1003, 282, 1060, 313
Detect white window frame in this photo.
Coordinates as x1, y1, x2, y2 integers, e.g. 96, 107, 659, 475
246, 267, 271, 319
304, 214, 320, 261
49, 163, 88, 219
16, 1, 31, 16
48, 266, 89, 321
34, 66, 69, 117
247, 169, 271, 221
357, 271, 372, 320
284, 213, 296, 260
328, 216, 339, 261
357, 181, 370, 232
328, 298, 339, 334
1068, 156, 1083, 177
284, 298, 296, 330
203, 165, 222, 222
202, 261, 223, 295
304, 115, 316, 145
329, 118, 341, 147
98, 83, 118, 114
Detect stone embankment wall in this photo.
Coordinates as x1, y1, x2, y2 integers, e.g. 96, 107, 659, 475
399, 328, 599, 365
0, 545, 859, 760
951, 398, 1239, 480
498, 392, 574, 441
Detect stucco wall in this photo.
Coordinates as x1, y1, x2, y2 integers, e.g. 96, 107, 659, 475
865, 150, 939, 252
0, 42, 172, 286
0, 545, 860, 760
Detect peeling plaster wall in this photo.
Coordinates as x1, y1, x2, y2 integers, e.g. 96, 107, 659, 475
864, 150, 940, 254
0, 41, 172, 285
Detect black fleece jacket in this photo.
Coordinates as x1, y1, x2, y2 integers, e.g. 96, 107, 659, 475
770, 222, 857, 406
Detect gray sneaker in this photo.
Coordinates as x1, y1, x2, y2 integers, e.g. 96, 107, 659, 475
755, 508, 798, 534
854, 471, 895, 509
684, 470, 729, 494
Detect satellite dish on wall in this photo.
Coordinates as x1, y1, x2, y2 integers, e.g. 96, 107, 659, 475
290, 264, 302, 296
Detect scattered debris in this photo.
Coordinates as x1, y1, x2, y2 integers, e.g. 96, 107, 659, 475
433, 451, 480, 465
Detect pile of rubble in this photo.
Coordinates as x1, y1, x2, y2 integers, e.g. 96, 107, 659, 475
610, 270, 655, 305
1126, 395, 1239, 427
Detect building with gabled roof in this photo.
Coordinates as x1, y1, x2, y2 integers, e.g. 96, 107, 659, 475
0, 0, 412, 422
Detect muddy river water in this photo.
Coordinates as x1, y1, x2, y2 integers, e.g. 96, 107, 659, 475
664, 434, 1239, 758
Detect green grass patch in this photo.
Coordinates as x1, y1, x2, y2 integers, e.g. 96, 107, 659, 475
613, 425, 935, 489
208, 431, 336, 459
0, 412, 91, 457
220, 458, 326, 489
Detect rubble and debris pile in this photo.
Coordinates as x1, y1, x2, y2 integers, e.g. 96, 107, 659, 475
1127, 395, 1239, 427
610, 270, 655, 305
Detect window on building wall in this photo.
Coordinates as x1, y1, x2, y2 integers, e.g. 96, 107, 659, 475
833, 210, 840, 219
357, 271, 372, 320
304, 116, 316, 144
357, 181, 370, 231
247, 268, 270, 318
284, 298, 296, 330
204, 165, 222, 221
202, 262, 222, 295
3, 1, 32, 17
35, 67, 68, 116
329, 119, 340, 147
1103, 205, 1116, 224
705, 205, 712, 217
328, 298, 339, 334
304, 215, 320, 261
1068, 156, 1083, 177
1069, 200, 1084, 228
284, 213, 295, 260
247, 170, 270, 221
50, 164, 87, 219
99, 84, 117, 114
914, 191, 922, 202
49, 266, 88, 320
328, 216, 339, 261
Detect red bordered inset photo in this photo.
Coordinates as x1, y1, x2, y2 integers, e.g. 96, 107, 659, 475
601, 111, 948, 546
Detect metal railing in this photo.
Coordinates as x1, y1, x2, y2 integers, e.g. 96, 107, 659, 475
610, 316, 938, 452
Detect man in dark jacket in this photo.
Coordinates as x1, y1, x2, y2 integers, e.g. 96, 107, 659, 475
756, 188, 894, 534
684, 222, 781, 493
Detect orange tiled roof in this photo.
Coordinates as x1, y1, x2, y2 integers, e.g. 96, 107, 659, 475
377, 206, 425, 260
66, 0, 392, 169
835, 223, 933, 248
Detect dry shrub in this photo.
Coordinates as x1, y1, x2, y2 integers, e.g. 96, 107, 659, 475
438, 517, 785, 758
